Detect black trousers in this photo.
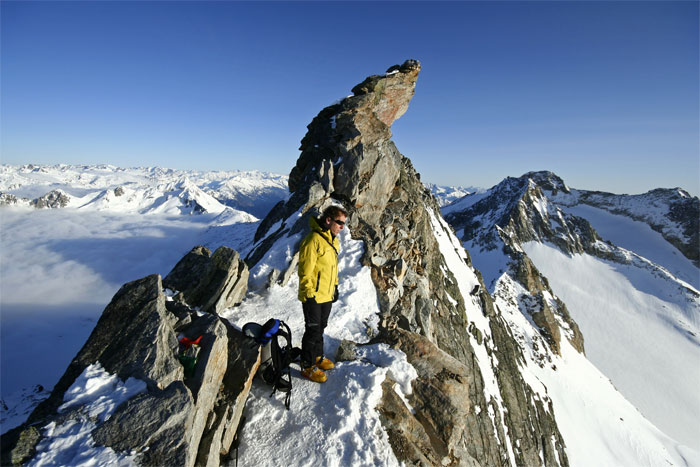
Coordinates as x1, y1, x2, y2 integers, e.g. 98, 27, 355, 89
301, 299, 332, 368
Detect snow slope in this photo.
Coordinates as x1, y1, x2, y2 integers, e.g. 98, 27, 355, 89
551, 187, 696, 249
464, 239, 700, 466
523, 241, 700, 451
562, 203, 699, 289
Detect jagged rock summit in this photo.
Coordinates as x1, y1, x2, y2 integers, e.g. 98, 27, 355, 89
445, 170, 699, 267
247, 60, 569, 466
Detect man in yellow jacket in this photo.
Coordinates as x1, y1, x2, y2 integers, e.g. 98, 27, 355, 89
297, 205, 348, 383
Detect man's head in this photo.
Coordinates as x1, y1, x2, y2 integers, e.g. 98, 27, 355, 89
321, 205, 348, 236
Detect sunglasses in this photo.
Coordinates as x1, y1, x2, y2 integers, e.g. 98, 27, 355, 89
332, 219, 346, 226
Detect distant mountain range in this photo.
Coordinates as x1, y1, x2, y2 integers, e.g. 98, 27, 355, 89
0, 164, 287, 219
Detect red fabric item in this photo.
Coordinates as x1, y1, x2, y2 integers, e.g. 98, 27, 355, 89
179, 335, 203, 348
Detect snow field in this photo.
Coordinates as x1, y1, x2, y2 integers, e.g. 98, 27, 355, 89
562, 203, 699, 290
523, 242, 700, 453
0, 164, 283, 218
490, 272, 698, 466
220, 227, 416, 466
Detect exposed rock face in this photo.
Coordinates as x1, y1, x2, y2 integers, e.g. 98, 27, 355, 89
30, 189, 71, 208
446, 173, 597, 257
378, 328, 488, 466
444, 173, 592, 355
164, 245, 249, 314
0, 192, 29, 206
93, 381, 194, 465
2, 255, 259, 467
473, 171, 700, 269
248, 61, 569, 466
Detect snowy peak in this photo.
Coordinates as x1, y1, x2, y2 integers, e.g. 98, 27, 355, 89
446, 170, 699, 268
435, 162, 700, 464
444, 172, 592, 256
522, 170, 570, 195
158, 177, 227, 215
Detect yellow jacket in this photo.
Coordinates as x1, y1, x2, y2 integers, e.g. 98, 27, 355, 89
298, 217, 340, 303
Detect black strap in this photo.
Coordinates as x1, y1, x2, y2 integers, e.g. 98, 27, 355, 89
313, 230, 338, 256
232, 415, 246, 467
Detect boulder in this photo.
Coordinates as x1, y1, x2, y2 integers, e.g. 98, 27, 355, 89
164, 246, 213, 293
27, 274, 182, 420
92, 381, 195, 466
164, 245, 249, 314
378, 328, 482, 466
195, 324, 261, 467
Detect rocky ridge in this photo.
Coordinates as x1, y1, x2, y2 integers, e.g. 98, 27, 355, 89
443, 170, 700, 356
1, 248, 258, 467
246, 60, 568, 466
551, 184, 700, 268
442, 172, 586, 355
444, 170, 699, 300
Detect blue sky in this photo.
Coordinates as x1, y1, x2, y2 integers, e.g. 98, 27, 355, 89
2, 1, 698, 195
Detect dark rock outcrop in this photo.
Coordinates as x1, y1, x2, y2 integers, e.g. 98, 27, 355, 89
444, 173, 590, 355
0, 192, 29, 206
2, 251, 259, 467
30, 189, 71, 209
247, 61, 570, 466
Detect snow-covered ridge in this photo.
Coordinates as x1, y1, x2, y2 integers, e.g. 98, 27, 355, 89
0, 164, 289, 218
549, 184, 699, 266
442, 169, 700, 456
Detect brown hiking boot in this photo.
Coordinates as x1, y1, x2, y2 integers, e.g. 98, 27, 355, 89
315, 356, 335, 370
301, 365, 327, 383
